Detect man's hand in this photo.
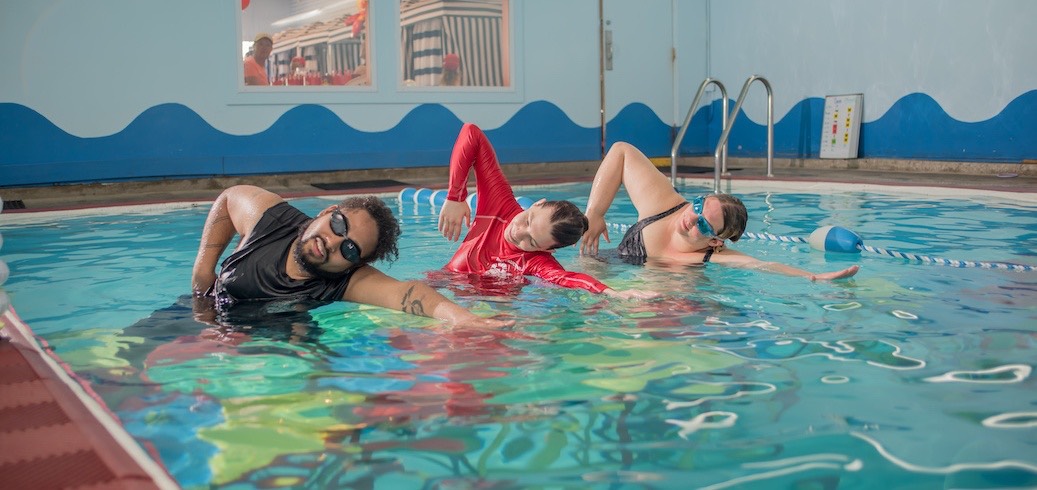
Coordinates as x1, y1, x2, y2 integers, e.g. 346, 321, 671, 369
602, 287, 661, 300
448, 314, 516, 329
190, 294, 219, 327
192, 270, 216, 297
439, 199, 471, 242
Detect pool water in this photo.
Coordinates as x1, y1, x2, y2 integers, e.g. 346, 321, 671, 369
2, 182, 1036, 489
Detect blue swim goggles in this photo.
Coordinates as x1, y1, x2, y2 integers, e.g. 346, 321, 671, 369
692, 196, 717, 238
329, 208, 364, 264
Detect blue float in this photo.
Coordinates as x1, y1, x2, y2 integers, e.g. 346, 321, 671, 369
808, 225, 863, 253
466, 193, 477, 209
516, 196, 535, 209
398, 187, 416, 203
429, 189, 448, 206
413, 188, 433, 204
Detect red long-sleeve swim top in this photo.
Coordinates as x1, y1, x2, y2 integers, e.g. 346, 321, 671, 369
442, 124, 608, 294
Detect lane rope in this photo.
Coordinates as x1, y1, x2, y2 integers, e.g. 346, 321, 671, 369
609, 223, 1035, 272
743, 229, 1035, 271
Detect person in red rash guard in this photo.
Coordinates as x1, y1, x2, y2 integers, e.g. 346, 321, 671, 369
438, 123, 657, 300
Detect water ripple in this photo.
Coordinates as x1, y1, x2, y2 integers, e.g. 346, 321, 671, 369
982, 412, 1037, 429
663, 381, 776, 410
924, 364, 1031, 384
851, 431, 1037, 474
665, 411, 738, 439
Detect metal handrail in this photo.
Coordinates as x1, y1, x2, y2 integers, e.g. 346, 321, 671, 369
671, 78, 728, 188
714, 75, 774, 190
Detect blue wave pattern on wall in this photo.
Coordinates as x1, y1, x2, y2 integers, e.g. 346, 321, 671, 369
485, 101, 600, 163
2, 91, 1033, 187
697, 91, 1036, 162
606, 103, 675, 157
0, 101, 600, 187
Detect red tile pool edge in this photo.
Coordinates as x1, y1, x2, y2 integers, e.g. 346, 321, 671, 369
0, 307, 180, 490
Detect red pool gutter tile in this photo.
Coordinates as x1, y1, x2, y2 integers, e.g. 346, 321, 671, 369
0, 308, 180, 490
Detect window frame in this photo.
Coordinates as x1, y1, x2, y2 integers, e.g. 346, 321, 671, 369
233, 0, 523, 106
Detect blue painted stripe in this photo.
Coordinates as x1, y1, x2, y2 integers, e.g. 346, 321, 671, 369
2, 92, 1034, 187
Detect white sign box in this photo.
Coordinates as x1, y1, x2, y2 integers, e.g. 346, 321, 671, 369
819, 94, 863, 159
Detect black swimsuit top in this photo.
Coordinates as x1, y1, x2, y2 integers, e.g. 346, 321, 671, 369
617, 202, 714, 265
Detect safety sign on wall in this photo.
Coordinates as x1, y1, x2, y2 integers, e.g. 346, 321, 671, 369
819, 94, 863, 159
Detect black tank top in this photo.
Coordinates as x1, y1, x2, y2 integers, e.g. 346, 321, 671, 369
211, 202, 357, 309
617, 202, 714, 265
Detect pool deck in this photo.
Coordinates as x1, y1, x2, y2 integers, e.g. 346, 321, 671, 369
0, 158, 1034, 489
0, 308, 179, 489
2, 157, 1035, 212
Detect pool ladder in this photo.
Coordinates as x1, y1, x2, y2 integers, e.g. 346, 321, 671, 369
670, 75, 774, 192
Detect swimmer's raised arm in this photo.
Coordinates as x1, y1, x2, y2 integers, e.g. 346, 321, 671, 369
191, 185, 284, 295
582, 142, 686, 255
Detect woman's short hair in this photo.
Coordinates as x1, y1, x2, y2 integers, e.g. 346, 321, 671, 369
339, 196, 401, 263
543, 200, 589, 249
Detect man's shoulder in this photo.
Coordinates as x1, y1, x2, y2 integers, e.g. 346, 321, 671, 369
235, 201, 306, 244
260, 201, 306, 224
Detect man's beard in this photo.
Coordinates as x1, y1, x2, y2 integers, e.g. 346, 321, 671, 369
292, 221, 347, 281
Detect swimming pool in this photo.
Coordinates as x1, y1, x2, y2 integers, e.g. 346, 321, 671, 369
2, 181, 1036, 489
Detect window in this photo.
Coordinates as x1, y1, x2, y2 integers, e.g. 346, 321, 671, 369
399, 0, 510, 88
240, 0, 371, 87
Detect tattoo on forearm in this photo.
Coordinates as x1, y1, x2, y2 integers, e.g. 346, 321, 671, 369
400, 285, 427, 316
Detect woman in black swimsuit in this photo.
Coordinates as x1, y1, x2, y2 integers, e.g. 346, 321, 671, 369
581, 142, 859, 281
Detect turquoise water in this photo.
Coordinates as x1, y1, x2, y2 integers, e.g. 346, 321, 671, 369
2, 182, 1036, 489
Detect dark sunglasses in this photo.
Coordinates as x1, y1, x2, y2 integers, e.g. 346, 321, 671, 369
692, 196, 718, 238
329, 209, 363, 263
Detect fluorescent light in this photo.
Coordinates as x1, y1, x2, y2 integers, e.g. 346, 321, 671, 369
270, 0, 357, 28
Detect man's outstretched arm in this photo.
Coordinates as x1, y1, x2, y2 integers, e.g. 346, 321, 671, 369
343, 266, 514, 328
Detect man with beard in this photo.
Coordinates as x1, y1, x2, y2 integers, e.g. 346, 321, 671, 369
192, 185, 513, 328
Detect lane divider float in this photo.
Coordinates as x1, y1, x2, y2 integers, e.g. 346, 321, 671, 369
398, 187, 533, 210
608, 222, 1034, 271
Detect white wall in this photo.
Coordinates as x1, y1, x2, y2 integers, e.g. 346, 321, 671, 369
0, 0, 1034, 186
1, 1, 231, 136
5, 0, 1031, 135
708, 0, 1037, 124
0, 0, 623, 137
